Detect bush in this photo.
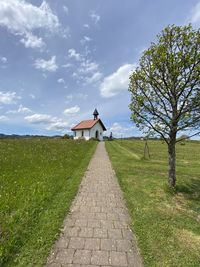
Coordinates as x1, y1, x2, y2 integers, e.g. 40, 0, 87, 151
62, 134, 72, 139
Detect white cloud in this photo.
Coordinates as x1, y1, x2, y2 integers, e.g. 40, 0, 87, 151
63, 5, 69, 14
0, 0, 59, 49
108, 122, 136, 138
57, 78, 65, 84
0, 91, 21, 104
72, 72, 79, 79
30, 94, 36, 99
25, 113, 69, 132
68, 48, 82, 61
20, 32, 45, 49
34, 56, 58, 72
77, 93, 88, 100
0, 115, 8, 121
7, 104, 32, 114
81, 36, 92, 45
90, 11, 100, 24
62, 63, 73, 68
0, 56, 7, 63
190, 2, 200, 24
68, 49, 102, 86
85, 72, 102, 84
25, 113, 53, 124
84, 24, 90, 29
110, 122, 124, 132
64, 105, 80, 116
100, 64, 136, 98
65, 94, 73, 103
18, 104, 32, 113
62, 27, 70, 39
72, 58, 102, 85
80, 60, 98, 74
46, 119, 69, 131
65, 93, 88, 104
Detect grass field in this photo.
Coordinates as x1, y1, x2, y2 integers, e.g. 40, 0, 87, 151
106, 139, 200, 267
0, 138, 97, 267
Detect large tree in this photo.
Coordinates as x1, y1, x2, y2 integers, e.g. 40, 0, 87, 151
129, 24, 200, 187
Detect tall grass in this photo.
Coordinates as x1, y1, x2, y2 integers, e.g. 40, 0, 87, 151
0, 138, 97, 267
106, 140, 200, 266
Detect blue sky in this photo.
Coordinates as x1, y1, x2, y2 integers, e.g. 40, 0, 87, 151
0, 0, 199, 137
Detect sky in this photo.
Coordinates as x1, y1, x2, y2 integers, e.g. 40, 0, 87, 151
0, 0, 199, 138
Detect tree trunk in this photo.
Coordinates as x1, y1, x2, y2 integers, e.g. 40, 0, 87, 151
168, 134, 176, 187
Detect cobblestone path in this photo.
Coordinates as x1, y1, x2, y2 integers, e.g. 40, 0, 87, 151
45, 142, 143, 267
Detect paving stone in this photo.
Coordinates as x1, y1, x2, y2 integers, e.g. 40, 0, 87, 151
93, 228, 108, 238
90, 206, 101, 213
107, 202, 117, 207
121, 229, 133, 240
84, 238, 100, 250
95, 212, 107, 220
86, 201, 97, 207
68, 237, 85, 249
101, 238, 116, 251
116, 240, 133, 252
108, 229, 123, 239
79, 206, 91, 213
55, 236, 69, 248
118, 214, 129, 221
101, 220, 114, 229
75, 219, 88, 227
45, 263, 61, 267
64, 227, 80, 237
87, 219, 101, 228
73, 249, 91, 265
107, 213, 119, 221
101, 206, 113, 213
64, 218, 76, 227
127, 251, 143, 267
110, 251, 128, 266
114, 221, 128, 229
83, 212, 96, 219
62, 264, 80, 267
79, 227, 93, 238
54, 249, 75, 264
91, 250, 109, 265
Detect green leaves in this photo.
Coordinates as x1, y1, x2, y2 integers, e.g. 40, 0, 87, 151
129, 24, 200, 141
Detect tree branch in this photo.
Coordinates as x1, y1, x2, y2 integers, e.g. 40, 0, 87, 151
176, 131, 200, 143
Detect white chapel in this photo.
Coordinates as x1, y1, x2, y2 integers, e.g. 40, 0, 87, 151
71, 109, 106, 141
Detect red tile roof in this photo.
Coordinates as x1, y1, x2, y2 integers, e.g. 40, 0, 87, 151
71, 119, 106, 131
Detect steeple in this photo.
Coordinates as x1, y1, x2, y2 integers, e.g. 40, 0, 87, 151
93, 108, 99, 120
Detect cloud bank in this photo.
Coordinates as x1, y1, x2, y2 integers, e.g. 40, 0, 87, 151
100, 64, 136, 98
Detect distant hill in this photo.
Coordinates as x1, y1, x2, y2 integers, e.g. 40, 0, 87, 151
0, 133, 61, 139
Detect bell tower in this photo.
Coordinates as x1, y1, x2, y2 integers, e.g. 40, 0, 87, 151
93, 108, 99, 120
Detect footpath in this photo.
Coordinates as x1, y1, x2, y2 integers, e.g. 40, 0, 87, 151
45, 142, 143, 267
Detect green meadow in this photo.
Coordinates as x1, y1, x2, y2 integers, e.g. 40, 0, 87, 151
106, 139, 200, 267
0, 138, 97, 267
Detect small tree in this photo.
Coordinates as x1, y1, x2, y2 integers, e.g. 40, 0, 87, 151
129, 24, 200, 187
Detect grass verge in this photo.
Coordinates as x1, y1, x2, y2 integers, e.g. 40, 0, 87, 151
0, 138, 97, 267
106, 139, 200, 267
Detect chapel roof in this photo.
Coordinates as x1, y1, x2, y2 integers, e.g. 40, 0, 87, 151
71, 118, 106, 131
